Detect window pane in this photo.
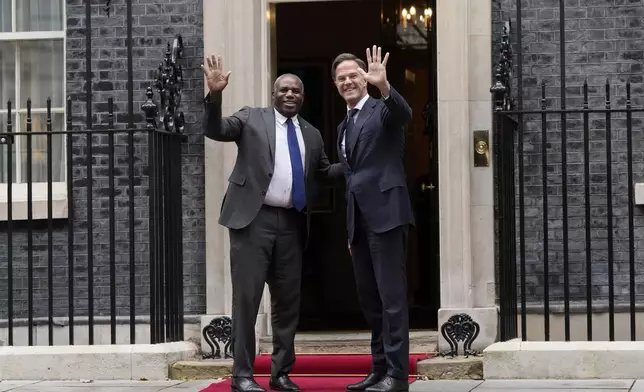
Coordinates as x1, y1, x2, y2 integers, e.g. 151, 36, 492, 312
0, 114, 17, 184
17, 0, 64, 32
18, 113, 65, 183
19, 40, 64, 108
0, 0, 11, 32
0, 41, 16, 109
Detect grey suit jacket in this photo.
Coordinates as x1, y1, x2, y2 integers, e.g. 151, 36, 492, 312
203, 92, 345, 236
336, 87, 414, 242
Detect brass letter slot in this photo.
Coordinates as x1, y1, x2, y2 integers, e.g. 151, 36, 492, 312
473, 130, 490, 167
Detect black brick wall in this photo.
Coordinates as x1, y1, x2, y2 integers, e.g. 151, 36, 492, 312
0, 0, 205, 321
493, 0, 644, 307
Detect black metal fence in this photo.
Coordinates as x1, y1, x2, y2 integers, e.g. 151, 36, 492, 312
0, 89, 185, 345
493, 5, 644, 342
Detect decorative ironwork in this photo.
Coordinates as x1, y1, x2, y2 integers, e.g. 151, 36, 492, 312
490, 20, 513, 112
105, 0, 112, 17
202, 316, 233, 359
142, 87, 158, 130
439, 313, 481, 357
153, 34, 185, 133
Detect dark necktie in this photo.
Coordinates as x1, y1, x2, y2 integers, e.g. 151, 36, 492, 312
286, 118, 306, 211
344, 108, 360, 158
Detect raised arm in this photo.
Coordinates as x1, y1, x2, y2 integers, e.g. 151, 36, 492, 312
381, 86, 412, 128
201, 53, 247, 142
203, 91, 249, 142
358, 45, 412, 128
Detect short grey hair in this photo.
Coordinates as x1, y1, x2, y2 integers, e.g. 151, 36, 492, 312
273, 73, 304, 93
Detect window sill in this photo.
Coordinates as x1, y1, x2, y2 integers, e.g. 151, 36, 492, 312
0, 182, 68, 221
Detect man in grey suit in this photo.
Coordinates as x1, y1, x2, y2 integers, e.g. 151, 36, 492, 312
201, 54, 343, 392
332, 47, 414, 392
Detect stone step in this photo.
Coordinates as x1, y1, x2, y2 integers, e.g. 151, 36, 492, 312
169, 356, 483, 381
259, 330, 438, 355
416, 356, 483, 380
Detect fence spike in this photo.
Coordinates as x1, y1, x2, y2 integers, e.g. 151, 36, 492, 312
47, 97, 52, 128
108, 97, 115, 128
26, 99, 32, 125
67, 97, 73, 131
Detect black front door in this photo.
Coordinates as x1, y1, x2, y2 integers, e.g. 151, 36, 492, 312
274, 0, 440, 331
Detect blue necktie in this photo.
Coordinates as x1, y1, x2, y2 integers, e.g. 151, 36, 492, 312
286, 118, 306, 211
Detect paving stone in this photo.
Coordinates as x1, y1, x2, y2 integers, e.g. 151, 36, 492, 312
629, 380, 644, 391
10, 380, 182, 391
0, 382, 41, 392
7, 380, 224, 391
14, 388, 166, 392
478, 390, 629, 392
410, 380, 483, 392
474, 379, 635, 390
27, 381, 183, 388
164, 380, 224, 390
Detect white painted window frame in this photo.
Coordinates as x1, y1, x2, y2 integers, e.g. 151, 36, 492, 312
0, 0, 68, 221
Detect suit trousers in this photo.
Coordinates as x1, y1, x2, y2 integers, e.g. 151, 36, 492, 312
228, 204, 304, 379
350, 204, 410, 380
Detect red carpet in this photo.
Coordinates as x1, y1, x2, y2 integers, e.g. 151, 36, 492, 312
200, 354, 432, 391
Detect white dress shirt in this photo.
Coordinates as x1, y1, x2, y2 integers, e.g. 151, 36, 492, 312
264, 109, 306, 208
341, 93, 370, 160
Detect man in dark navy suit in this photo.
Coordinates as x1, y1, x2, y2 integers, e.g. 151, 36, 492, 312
332, 46, 414, 392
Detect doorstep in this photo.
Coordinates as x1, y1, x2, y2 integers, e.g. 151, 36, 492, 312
259, 330, 438, 355
170, 356, 483, 381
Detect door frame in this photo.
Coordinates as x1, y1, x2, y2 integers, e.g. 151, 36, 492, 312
201, 0, 496, 351
265, 0, 443, 333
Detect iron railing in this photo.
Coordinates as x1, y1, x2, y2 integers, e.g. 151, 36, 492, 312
0, 89, 185, 346
493, 1, 644, 342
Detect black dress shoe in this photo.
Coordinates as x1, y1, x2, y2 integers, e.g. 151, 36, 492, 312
346, 373, 383, 391
269, 375, 300, 391
231, 377, 266, 392
365, 376, 408, 392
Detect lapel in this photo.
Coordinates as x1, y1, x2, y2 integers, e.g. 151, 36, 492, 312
346, 96, 377, 157
261, 108, 276, 163
336, 122, 347, 164
299, 118, 315, 181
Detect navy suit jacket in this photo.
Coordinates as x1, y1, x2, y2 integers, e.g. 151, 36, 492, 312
337, 87, 415, 243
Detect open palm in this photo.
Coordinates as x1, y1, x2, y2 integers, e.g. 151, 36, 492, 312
200, 54, 232, 93
358, 45, 389, 88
